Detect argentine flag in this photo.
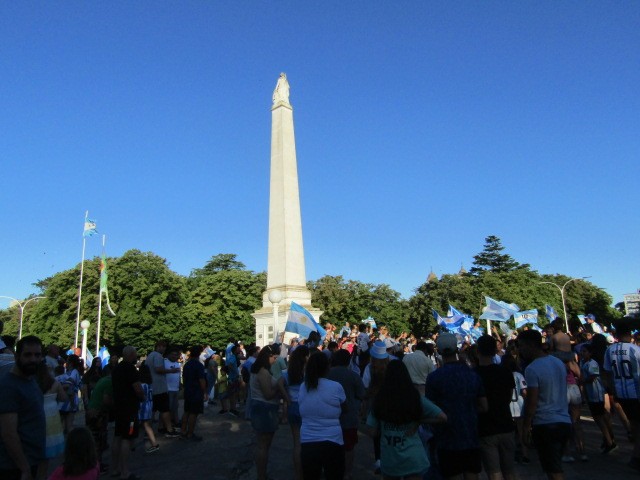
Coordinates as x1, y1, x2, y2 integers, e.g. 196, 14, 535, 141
545, 304, 558, 321
284, 302, 327, 340
448, 305, 464, 317
578, 314, 586, 325
515, 309, 539, 329
363, 316, 377, 329
98, 346, 111, 369
480, 296, 519, 322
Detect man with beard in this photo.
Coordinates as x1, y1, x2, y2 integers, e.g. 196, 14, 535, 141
0, 335, 46, 480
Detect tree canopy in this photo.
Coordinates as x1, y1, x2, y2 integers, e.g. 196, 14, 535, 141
0, 237, 622, 351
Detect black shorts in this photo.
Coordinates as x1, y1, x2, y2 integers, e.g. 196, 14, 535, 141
531, 423, 570, 474
588, 401, 606, 417
152, 392, 170, 413
437, 448, 481, 478
184, 398, 204, 415
114, 412, 139, 440
618, 399, 640, 422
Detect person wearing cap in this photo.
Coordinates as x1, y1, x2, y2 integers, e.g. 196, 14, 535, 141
585, 314, 604, 334
425, 333, 487, 480
363, 340, 390, 474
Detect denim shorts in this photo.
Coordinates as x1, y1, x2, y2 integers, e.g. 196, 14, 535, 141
250, 400, 279, 433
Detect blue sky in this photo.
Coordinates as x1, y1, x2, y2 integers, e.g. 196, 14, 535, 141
1, 2, 638, 309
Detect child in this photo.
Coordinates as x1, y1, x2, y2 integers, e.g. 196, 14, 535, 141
48, 427, 99, 480
581, 344, 617, 453
138, 364, 160, 453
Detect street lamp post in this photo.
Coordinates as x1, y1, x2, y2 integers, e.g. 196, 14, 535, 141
80, 320, 90, 366
539, 277, 591, 332
268, 290, 283, 344
0, 296, 46, 339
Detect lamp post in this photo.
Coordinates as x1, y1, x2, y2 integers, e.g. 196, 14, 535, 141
268, 289, 283, 344
539, 277, 591, 332
80, 320, 90, 366
0, 296, 46, 339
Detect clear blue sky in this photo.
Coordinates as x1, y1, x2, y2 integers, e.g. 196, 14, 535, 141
1, 2, 638, 309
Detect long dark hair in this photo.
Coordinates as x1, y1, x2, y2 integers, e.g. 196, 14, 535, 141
251, 344, 275, 374
304, 351, 329, 391
63, 427, 97, 476
372, 360, 422, 425
139, 363, 153, 385
288, 346, 309, 386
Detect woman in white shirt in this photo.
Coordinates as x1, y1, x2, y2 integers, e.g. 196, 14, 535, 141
299, 351, 346, 480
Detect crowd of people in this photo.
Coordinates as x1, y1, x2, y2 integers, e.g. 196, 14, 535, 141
1, 312, 640, 480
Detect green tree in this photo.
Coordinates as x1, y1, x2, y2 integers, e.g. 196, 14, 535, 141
190, 253, 246, 280
470, 235, 529, 274
308, 275, 409, 336
184, 268, 265, 349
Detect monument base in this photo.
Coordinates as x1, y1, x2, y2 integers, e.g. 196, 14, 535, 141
252, 301, 323, 347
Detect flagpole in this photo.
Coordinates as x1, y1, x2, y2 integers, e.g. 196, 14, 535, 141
96, 234, 105, 354
74, 210, 89, 349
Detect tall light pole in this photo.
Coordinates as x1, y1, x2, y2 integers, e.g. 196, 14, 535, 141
80, 320, 90, 366
539, 277, 591, 332
0, 296, 46, 339
268, 290, 283, 345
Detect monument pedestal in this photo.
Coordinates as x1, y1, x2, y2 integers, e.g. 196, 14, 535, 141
252, 301, 323, 345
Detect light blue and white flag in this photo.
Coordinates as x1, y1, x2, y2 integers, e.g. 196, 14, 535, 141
469, 326, 485, 341
480, 296, 519, 322
578, 314, 586, 325
285, 302, 327, 340
531, 324, 543, 332
98, 346, 110, 369
448, 305, 464, 317
546, 304, 558, 321
363, 316, 377, 329
514, 309, 539, 329
432, 309, 444, 324
85, 349, 94, 368
500, 322, 515, 338
83, 218, 98, 237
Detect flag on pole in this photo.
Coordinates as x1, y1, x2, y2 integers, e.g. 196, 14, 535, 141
362, 316, 377, 329
86, 349, 94, 368
514, 309, 539, 329
83, 219, 98, 237
480, 296, 519, 322
448, 305, 463, 317
100, 253, 116, 316
284, 302, 327, 340
98, 346, 110, 369
432, 309, 444, 324
545, 304, 558, 321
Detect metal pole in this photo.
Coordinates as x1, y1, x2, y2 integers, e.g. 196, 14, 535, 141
273, 302, 279, 343
75, 211, 89, 348
1, 296, 45, 339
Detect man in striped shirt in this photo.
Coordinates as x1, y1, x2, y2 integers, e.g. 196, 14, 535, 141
603, 320, 640, 470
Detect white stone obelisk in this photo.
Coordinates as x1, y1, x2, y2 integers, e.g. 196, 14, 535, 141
253, 73, 322, 346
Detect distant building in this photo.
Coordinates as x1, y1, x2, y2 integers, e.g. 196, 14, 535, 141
624, 290, 640, 318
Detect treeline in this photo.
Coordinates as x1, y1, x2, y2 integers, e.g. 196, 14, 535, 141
0, 237, 621, 354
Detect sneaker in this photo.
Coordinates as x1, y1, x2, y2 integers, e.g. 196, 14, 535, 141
602, 442, 619, 454
561, 455, 575, 463
229, 409, 240, 417
580, 454, 589, 462
145, 444, 160, 453
165, 430, 181, 438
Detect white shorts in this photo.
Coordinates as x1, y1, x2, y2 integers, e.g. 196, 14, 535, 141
567, 384, 582, 405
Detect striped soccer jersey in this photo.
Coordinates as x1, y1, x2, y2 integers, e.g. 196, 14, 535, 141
581, 359, 605, 403
603, 342, 640, 400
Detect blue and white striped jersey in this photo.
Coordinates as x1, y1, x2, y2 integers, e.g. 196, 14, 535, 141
603, 342, 640, 400
581, 359, 605, 403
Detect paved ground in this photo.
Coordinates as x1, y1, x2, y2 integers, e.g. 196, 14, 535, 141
55, 402, 639, 479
